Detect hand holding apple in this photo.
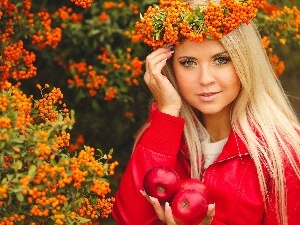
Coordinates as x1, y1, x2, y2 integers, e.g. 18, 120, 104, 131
143, 167, 209, 225
140, 193, 214, 225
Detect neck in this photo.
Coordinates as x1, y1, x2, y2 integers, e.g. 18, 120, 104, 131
202, 109, 232, 142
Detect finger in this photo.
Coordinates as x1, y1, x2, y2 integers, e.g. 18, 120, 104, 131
207, 204, 216, 219
164, 202, 177, 225
146, 47, 173, 67
201, 203, 215, 225
144, 48, 173, 81
149, 196, 167, 223
145, 48, 167, 74
140, 190, 151, 202
140, 191, 167, 223
144, 57, 170, 96
148, 51, 173, 74
207, 203, 216, 217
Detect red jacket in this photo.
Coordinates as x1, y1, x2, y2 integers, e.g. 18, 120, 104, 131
112, 105, 300, 225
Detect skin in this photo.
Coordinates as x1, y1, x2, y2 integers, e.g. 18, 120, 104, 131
173, 39, 241, 141
143, 38, 241, 224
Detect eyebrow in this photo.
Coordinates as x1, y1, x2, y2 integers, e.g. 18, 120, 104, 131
212, 51, 229, 58
177, 51, 229, 60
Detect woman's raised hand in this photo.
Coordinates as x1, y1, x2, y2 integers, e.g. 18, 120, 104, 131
144, 47, 182, 117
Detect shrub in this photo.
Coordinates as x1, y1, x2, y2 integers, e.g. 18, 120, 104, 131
0, 81, 118, 225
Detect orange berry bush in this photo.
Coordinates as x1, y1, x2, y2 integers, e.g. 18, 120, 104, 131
257, 0, 300, 76
0, 82, 118, 224
44, 0, 151, 152
49, 0, 146, 103
0, 0, 149, 183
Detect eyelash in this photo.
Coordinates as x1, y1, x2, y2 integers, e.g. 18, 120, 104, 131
179, 56, 231, 68
213, 56, 231, 66
179, 59, 196, 68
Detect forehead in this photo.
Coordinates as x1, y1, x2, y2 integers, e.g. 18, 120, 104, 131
174, 39, 227, 57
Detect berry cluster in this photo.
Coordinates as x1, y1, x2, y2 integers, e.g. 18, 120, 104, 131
0, 83, 118, 224
135, 0, 262, 48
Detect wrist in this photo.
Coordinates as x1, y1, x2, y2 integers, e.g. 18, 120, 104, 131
138, 108, 185, 156
160, 106, 181, 117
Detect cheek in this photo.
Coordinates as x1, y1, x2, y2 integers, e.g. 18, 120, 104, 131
173, 63, 197, 90
173, 66, 186, 91
174, 71, 195, 95
223, 73, 241, 95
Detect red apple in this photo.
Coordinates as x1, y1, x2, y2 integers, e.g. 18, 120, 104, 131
143, 166, 181, 203
172, 189, 208, 225
180, 178, 208, 199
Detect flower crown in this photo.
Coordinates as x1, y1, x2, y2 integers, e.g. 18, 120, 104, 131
135, 0, 263, 48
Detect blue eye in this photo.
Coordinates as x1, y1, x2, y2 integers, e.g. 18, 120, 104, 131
180, 59, 196, 68
213, 56, 231, 66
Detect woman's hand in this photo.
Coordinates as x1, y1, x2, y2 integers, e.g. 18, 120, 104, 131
141, 190, 215, 225
144, 47, 182, 117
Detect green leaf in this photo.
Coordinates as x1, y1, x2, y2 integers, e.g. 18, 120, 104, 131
75, 217, 91, 223
88, 29, 101, 37
28, 164, 37, 177
73, 197, 85, 206
0, 141, 5, 150
6, 174, 14, 181
9, 138, 25, 144
66, 217, 74, 225
0, 151, 4, 165
91, 99, 101, 111
10, 160, 22, 170
16, 192, 24, 202
70, 109, 75, 120
1, 177, 8, 184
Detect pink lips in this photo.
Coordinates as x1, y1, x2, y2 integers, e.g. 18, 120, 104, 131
197, 92, 220, 102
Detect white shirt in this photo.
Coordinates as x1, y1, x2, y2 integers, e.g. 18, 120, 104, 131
201, 134, 228, 169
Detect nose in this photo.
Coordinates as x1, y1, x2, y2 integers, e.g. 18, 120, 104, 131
197, 63, 215, 85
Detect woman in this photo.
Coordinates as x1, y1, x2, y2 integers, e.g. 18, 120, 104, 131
112, 0, 300, 224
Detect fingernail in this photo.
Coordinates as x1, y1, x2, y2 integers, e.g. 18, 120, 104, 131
165, 202, 170, 210
210, 203, 216, 210
149, 196, 155, 205
167, 50, 174, 54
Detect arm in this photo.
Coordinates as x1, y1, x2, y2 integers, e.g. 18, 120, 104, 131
112, 108, 185, 225
113, 47, 184, 224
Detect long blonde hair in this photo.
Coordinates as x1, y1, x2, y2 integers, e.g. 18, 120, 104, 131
158, 21, 300, 225
222, 22, 300, 225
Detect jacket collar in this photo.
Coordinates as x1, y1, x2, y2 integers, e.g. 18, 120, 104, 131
180, 130, 249, 162
215, 130, 249, 163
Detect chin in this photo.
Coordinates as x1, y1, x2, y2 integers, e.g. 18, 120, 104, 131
197, 107, 222, 116
195, 102, 232, 117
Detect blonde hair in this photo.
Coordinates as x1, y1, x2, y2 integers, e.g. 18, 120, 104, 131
221, 22, 300, 225
155, 21, 300, 225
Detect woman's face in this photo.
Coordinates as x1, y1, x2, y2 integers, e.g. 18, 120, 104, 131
173, 38, 241, 117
